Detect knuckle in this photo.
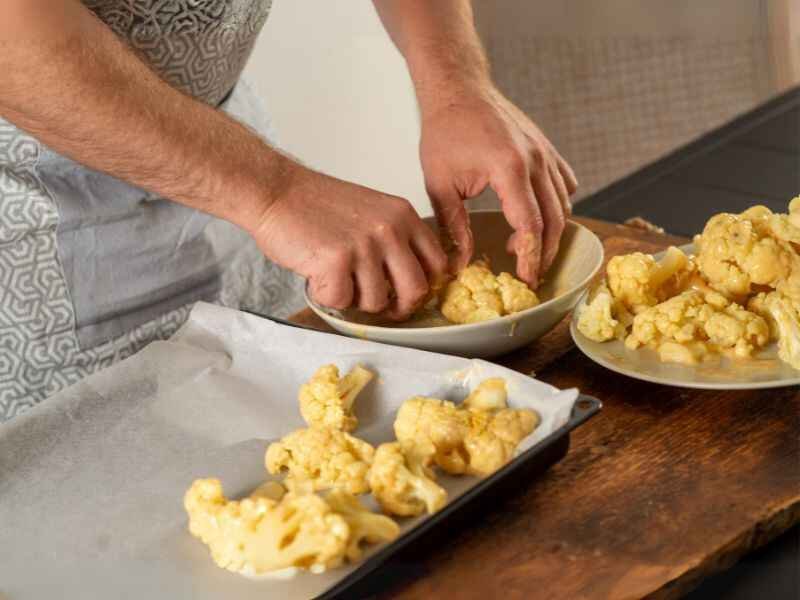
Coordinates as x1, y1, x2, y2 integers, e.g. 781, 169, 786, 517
353, 236, 374, 258
551, 208, 566, 233
373, 219, 401, 242
529, 147, 548, 172
396, 199, 419, 223
325, 246, 353, 270
528, 216, 544, 235
500, 150, 528, 177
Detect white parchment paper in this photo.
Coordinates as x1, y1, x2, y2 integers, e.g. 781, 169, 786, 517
0, 302, 576, 600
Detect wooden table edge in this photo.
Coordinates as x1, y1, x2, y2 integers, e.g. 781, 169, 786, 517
288, 216, 799, 600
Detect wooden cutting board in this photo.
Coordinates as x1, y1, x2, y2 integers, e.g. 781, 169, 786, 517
291, 217, 800, 600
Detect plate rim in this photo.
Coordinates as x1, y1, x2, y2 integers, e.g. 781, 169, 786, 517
569, 243, 800, 390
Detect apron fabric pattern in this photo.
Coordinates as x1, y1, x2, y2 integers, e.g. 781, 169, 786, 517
0, 1, 307, 422
84, 0, 273, 105
0, 124, 192, 420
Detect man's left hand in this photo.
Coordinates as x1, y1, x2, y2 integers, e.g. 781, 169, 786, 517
420, 85, 578, 286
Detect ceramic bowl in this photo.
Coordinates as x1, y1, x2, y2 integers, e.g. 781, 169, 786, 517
305, 210, 604, 359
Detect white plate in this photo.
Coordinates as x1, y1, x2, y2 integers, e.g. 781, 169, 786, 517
570, 244, 800, 390
307, 211, 604, 359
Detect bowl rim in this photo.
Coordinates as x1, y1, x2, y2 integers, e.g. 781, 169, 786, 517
304, 215, 605, 334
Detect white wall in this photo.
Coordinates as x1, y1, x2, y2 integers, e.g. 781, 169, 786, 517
245, 1, 785, 216
244, 1, 432, 215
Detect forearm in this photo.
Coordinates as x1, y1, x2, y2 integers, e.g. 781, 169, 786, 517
372, 0, 491, 116
0, 0, 291, 232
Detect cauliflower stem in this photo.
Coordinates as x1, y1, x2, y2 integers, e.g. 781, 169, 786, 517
369, 442, 447, 517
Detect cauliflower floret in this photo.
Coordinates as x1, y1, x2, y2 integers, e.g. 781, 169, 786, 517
265, 427, 374, 495
393, 396, 539, 476
440, 260, 539, 324
463, 407, 539, 476
694, 206, 800, 301
626, 290, 770, 361
325, 489, 400, 561
577, 281, 634, 342
748, 291, 800, 370
368, 442, 447, 517
497, 272, 539, 313
298, 364, 374, 432
606, 246, 694, 313
184, 478, 350, 575
393, 396, 471, 473
790, 196, 800, 224
742, 202, 800, 246
463, 378, 508, 412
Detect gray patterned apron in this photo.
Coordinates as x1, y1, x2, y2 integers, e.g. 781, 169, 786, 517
0, 0, 304, 422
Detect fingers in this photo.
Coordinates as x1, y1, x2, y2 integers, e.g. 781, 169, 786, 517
352, 244, 391, 313
427, 182, 473, 273
308, 256, 355, 311
492, 169, 543, 285
550, 162, 572, 216
383, 241, 430, 320
532, 172, 566, 275
556, 154, 579, 195
409, 221, 449, 282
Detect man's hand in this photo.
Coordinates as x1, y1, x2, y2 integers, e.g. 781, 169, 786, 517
420, 85, 577, 284
0, 0, 445, 320
373, 0, 578, 286
251, 166, 447, 319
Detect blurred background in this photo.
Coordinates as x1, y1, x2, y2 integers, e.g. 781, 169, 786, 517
245, 0, 798, 222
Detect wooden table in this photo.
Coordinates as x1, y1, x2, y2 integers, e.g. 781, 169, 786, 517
292, 217, 800, 600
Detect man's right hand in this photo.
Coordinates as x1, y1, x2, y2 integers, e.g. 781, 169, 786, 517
251, 165, 448, 320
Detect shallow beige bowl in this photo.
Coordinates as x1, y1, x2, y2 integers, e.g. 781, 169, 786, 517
305, 210, 604, 359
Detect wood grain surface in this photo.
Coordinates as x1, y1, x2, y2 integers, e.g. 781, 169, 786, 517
291, 217, 800, 600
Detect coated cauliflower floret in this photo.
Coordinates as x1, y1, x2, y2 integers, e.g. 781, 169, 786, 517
393, 396, 471, 473
625, 290, 770, 362
748, 292, 800, 370
265, 427, 374, 495
393, 394, 539, 476
184, 478, 350, 575
463, 378, 508, 412
693, 205, 800, 301
325, 489, 400, 561
742, 202, 800, 246
606, 246, 694, 313
440, 260, 539, 324
577, 281, 634, 342
368, 442, 447, 517
464, 407, 539, 476
497, 272, 540, 313
298, 364, 374, 432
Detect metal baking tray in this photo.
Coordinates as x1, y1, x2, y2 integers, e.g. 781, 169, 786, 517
318, 394, 602, 599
